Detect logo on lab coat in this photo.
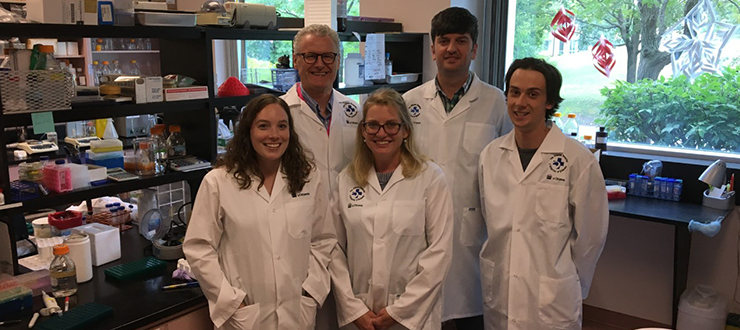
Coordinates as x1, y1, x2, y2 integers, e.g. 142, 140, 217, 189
549, 154, 569, 173
408, 104, 421, 117
343, 103, 358, 118
349, 186, 365, 201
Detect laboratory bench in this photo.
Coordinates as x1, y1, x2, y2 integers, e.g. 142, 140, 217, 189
608, 194, 732, 328
4, 227, 207, 330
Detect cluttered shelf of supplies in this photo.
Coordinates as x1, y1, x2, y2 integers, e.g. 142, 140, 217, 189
1, 100, 209, 128
0, 168, 208, 219
0, 23, 203, 39
3, 229, 207, 330
609, 194, 731, 225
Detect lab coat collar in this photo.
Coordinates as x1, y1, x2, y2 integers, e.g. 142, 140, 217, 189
500, 122, 566, 182
367, 163, 406, 195
284, 83, 329, 128
254, 163, 288, 203
422, 73, 481, 121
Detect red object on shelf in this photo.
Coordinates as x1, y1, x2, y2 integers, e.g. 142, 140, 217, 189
550, 7, 576, 43
48, 210, 83, 230
607, 190, 627, 200
217, 77, 250, 97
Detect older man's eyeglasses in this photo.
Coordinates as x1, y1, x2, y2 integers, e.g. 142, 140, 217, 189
362, 121, 403, 135
296, 52, 338, 64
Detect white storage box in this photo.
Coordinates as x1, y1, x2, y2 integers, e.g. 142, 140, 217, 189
164, 86, 209, 101
66, 163, 91, 189
26, 0, 65, 24
114, 76, 147, 104
86, 164, 107, 182
72, 223, 121, 266
386, 73, 420, 84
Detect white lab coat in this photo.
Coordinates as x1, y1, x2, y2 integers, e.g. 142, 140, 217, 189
478, 126, 609, 330
330, 162, 454, 330
281, 84, 361, 194
183, 166, 334, 330
402, 74, 512, 320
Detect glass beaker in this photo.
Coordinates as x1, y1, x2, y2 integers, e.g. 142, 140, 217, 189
133, 137, 156, 176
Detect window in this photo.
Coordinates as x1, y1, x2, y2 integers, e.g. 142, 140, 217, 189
236, 1, 361, 89
505, 0, 740, 158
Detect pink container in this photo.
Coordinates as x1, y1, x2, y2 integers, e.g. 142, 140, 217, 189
43, 160, 72, 193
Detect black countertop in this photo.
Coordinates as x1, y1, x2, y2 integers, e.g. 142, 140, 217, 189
6, 228, 206, 330
609, 195, 732, 225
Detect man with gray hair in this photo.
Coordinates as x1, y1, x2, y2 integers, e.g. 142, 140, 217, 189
281, 24, 360, 330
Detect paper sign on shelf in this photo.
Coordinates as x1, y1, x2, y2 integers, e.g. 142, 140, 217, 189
364, 33, 385, 81
31, 112, 54, 135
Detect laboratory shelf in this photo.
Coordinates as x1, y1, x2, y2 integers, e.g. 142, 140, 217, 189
0, 23, 203, 39
92, 50, 160, 54
0, 168, 209, 218
1, 99, 209, 128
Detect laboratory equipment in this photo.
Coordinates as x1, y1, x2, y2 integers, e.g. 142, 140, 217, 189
168, 156, 212, 172
344, 53, 364, 87
64, 233, 93, 283
167, 125, 186, 158
595, 126, 608, 151
16, 140, 59, 154
561, 113, 579, 137
43, 159, 72, 193
72, 223, 121, 266
676, 285, 726, 330
49, 245, 77, 297
699, 160, 735, 210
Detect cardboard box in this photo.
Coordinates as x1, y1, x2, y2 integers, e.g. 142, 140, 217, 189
164, 86, 209, 101
114, 76, 147, 104
26, 0, 64, 24
145, 77, 164, 103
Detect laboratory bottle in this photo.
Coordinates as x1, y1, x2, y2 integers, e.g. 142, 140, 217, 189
336, 0, 347, 32
552, 112, 563, 129
101, 61, 112, 75
95, 38, 104, 51
385, 53, 393, 80
50, 244, 77, 297
561, 113, 579, 137
86, 121, 97, 137
167, 125, 187, 158
33, 45, 62, 71
91, 61, 101, 86
129, 60, 141, 75
595, 126, 608, 152
150, 125, 167, 174
583, 135, 594, 149
111, 60, 123, 74
128, 38, 137, 50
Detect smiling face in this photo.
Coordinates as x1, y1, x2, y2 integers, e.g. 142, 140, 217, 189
362, 104, 409, 167
294, 34, 339, 95
250, 103, 290, 168
507, 68, 553, 134
432, 33, 477, 75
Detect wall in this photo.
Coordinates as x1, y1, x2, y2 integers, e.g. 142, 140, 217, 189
585, 209, 740, 324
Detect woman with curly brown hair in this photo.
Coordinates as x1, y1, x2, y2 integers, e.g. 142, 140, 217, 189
184, 94, 335, 330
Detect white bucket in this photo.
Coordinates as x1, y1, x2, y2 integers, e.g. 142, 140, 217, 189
676, 284, 727, 330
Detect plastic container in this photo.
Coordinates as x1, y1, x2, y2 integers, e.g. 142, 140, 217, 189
133, 137, 156, 176
48, 210, 83, 236
43, 159, 72, 193
32, 217, 52, 238
64, 233, 93, 283
673, 179, 683, 201
386, 73, 420, 84
66, 163, 91, 190
676, 285, 726, 330
344, 53, 364, 87
85, 150, 124, 169
553, 112, 563, 128
50, 244, 77, 297
628, 174, 637, 193
562, 113, 579, 137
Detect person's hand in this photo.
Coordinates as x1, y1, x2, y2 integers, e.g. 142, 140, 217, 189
371, 308, 398, 330
352, 310, 377, 330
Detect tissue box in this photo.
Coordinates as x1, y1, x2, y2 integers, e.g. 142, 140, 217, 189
72, 223, 121, 266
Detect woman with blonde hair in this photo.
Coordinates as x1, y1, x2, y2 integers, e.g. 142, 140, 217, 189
184, 94, 334, 330
330, 88, 454, 330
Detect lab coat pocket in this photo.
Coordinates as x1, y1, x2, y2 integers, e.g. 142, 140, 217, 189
285, 201, 314, 239
300, 296, 318, 330
391, 201, 425, 236
480, 258, 499, 308
221, 303, 260, 330
538, 274, 581, 327
534, 183, 569, 224
460, 207, 485, 247
463, 122, 495, 155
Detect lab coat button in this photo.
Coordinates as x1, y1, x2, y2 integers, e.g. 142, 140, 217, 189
276, 256, 281, 260
516, 228, 521, 232
272, 209, 276, 213
375, 239, 383, 245
513, 274, 518, 278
